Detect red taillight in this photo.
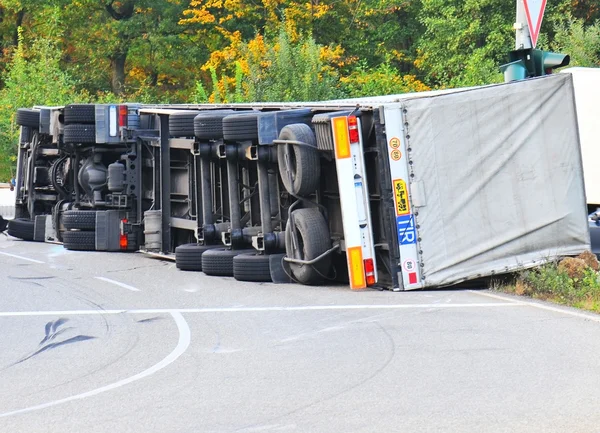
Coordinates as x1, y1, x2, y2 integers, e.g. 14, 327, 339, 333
120, 218, 128, 250
120, 234, 128, 250
364, 258, 375, 286
118, 105, 128, 128
348, 115, 359, 143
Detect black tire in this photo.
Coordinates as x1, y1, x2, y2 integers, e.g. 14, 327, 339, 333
285, 208, 332, 285
63, 124, 96, 144
194, 110, 235, 140
175, 243, 220, 271
64, 104, 95, 125
278, 124, 320, 196
222, 112, 264, 141
63, 210, 96, 230
202, 248, 255, 277
7, 218, 35, 241
169, 111, 200, 137
63, 230, 96, 251
16, 108, 40, 129
233, 253, 273, 282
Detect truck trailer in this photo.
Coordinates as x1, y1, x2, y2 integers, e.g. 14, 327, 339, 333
8, 73, 590, 290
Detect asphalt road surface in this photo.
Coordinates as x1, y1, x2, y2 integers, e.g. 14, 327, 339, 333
1, 235, 600, 433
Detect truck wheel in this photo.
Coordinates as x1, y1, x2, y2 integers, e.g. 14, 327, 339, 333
63, 210, 96, 230
63, 230, 96, 251
277, 124, 320, 196
175, 243, 219, 271
16, 108, 40, 129
222, 112, 264, 141
285, 208, 332, 285
169, 111, 199, 137
202, 248, 255, 277
63, 124, 96, 144
194, 110, 235, 140
233, 253, 273, 282
7, 218, 35, 241
64, 104, 95, 125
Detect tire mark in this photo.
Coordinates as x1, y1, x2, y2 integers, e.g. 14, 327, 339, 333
0, 312, 191, 419
235, 320, 397, 432
15, 335, 96, 365
39, 318, 70, 345
17, 314, 141, 400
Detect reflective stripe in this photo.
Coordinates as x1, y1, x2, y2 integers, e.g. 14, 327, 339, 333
332, 115, 377, 290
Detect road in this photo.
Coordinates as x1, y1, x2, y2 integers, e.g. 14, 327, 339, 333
1, 235, 600, 433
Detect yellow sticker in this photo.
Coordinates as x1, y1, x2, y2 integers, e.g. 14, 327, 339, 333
391, 149, 402, 161
393, 179, 410, 216
390, 137, 401, 149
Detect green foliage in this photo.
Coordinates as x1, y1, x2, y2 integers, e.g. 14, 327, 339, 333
0, 0, 598, 132
0, 28, 84, 181
234, 61, 244, 103
191, 63, 245, 104
243, 26, 340, 102
416, 0, 513, 88
339, 60, 430, 98
550, 15, 600, 67
209, 67, 221, 103
193, 80, 209, 104
505, 260, 600, 313
518, 264, 577, 299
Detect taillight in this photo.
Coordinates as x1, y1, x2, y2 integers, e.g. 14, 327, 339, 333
364, 258, 375, 286
118, 105, 128, 128
120, 218, 128, 250
347, 115, 359, 144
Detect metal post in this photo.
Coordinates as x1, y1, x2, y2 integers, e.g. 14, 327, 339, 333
227, 158, 241, 232
257, 160, 272, 235
200, 155, 213, 225
159, 114, 171, 253
515, 0, 532, 50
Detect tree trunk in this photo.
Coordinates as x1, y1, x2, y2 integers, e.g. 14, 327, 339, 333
110, 51, 127, 95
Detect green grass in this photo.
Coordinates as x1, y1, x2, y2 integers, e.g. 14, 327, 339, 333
496, 254, 600, 313
0, 159, 14, 183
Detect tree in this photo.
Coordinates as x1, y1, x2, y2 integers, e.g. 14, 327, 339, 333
415, 0, 513, 88
61, 0, 196, 98
0, 29, 84, 181
550, 15, 600, 67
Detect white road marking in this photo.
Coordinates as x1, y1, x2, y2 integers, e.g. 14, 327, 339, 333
0, 303, 522, 318
0, 312, 190, 418
0, 250, 45, 264
467, 289, 600, 323
94, 276, 140, 292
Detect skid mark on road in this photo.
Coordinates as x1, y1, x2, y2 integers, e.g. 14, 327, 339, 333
0, 312, 191, 419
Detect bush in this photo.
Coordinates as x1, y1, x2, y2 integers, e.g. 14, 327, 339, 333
339, 60, 430, 98
241, 25, 341, 102
505, 252, 600, 312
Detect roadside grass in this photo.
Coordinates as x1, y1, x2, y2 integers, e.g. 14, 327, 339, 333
493, 251, 600, 314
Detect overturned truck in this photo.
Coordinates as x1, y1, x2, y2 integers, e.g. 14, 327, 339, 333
10, 73, 590, 290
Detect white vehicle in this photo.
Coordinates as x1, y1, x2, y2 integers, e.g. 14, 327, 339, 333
560, 67, 600, 207
9, 73, 590, 290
